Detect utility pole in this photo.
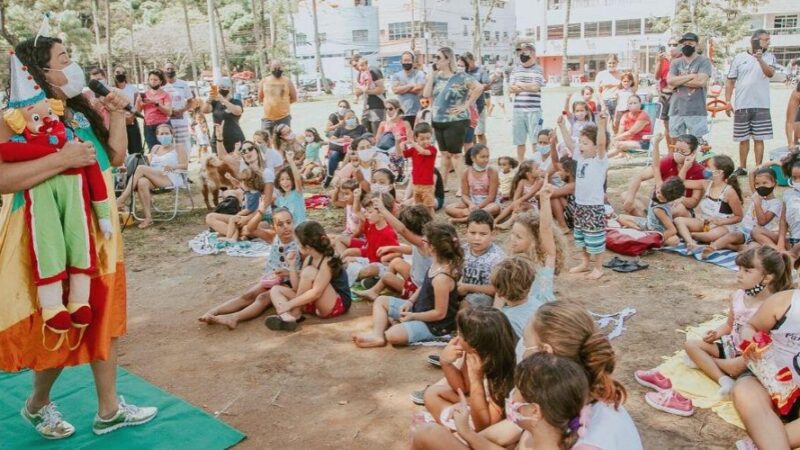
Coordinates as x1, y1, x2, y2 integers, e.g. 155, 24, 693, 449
472, 0, 481, 61
251, 0, 265, 77
128, 1, 139, 84
105, 0, 112, 75
422, 0, 429, 61
207, 0, 222, 82
286, 0, 300, 87
410, 0, 416, 51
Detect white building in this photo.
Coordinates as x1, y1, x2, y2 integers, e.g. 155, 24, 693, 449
518, 0, 800, 83
292, 1, 380, 85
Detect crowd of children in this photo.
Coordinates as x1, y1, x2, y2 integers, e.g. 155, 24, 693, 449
180, 74, 800, 448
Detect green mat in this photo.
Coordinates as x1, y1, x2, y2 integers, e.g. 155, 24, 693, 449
0, 366, 245, 449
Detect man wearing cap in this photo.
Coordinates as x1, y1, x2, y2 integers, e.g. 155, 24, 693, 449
258, 59, 297, 133
162, 62, 195, 152
510, 43, 545, 162
667, 32, 713, 142
726, 29, 776, 175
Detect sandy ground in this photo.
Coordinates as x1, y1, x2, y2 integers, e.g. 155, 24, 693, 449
119, 86, 797, 449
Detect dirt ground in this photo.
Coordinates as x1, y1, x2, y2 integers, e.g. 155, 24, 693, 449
118, 158, 748, 449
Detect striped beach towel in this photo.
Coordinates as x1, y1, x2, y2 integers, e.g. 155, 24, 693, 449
660, 243, 739, 271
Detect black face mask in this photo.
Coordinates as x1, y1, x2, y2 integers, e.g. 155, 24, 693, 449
681, 45, 696, 57
165, 69, 176, 77
402, 63, 413, 71
219, 88, 230, 97
272, 69, 283, 78
756, 186, 775, 197
520, 54, 531, 63
432, 63, 438, 71
115, 73, 126, 83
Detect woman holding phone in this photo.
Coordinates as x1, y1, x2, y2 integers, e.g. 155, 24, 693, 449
135, 69, 173, 151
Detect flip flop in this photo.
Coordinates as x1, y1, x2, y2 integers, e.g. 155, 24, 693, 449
264, 315, 299, 332
602, 256, 627, 269
612, 261, 649, 273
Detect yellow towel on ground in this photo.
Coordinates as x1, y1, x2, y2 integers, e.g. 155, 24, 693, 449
654, 315, 745, 429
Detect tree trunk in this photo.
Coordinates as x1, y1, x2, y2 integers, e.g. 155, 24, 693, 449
0, 0, 18, 47
129, 3, 139, 85
181, 0, 200, 95
105, 0, 112, 75
560, 0, 572, 86
311, 0, 330, 93
251, 0, 265, 77
285, 0, 300, 87
90, 0, 102, 65
472, 0, 481, 61
260, 0, 269, 63
214, 4, 231, 76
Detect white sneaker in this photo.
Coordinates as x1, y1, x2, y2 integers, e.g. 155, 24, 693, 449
21, 401, 75, 440
92, 396, 158, 435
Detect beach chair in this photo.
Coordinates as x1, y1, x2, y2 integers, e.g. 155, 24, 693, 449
622, 101, 662, 160
131, 170, 195, 222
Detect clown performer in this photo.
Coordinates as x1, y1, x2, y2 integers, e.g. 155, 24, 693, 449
0, 27, 157, 440
1, 52, 113, 352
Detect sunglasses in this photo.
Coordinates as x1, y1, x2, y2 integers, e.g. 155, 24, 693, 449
433, 55, 442, 61
386, 107, 396, 111
676, 148, 694, 156
668, 43, 679, 47
240, 146, 256, 154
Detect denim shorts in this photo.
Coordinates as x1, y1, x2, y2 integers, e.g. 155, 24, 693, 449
512, 110, 542, 146
387, 297, 437, 343
669, 115, 708, 138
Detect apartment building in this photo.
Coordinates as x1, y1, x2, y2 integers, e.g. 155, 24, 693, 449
518, 0, 800, 83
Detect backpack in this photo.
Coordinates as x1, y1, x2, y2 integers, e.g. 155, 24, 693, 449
605, 228, 663, 257
214, 195, 241, 215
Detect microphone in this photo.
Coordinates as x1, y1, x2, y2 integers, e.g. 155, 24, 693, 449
87, 79, 143, 118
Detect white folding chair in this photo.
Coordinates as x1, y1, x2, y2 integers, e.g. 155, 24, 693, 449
131, 170, 195, 222
623, 101, 662, 161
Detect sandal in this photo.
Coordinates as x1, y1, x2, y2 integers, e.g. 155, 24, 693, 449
612, 261, 649, 273
602, 256, 627, 269
264, 315, 299, 332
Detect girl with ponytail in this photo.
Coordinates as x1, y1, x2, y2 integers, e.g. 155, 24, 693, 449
265, 220, 352, 331
674, 154, 744, 256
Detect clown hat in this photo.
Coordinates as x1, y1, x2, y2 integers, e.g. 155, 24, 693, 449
7, 51, 46, 109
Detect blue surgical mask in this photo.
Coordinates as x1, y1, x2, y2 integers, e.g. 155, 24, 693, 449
345, 118, 357, 128
157, 135, 173, 145
473, 163, 488, 172
703, 169, 713, 179
536, 144, 550, 155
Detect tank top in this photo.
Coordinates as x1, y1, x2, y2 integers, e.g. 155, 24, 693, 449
771, 290, 800, 384
261, 75, 292, 120
412, 267, 459, 336
468, 169, 490, 197
522, 183, 539, 207
149, 146, 184, 187
309, 256, 352, 311
730, 289, 761, 348
699, 183, 732, 219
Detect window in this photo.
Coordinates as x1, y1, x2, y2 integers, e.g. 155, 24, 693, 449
568, 23, 581, 38
495, 31, 500, 41
645, 17, 667, 33
426, 22, 447, 38
484, 30, 491, 41
773, 46, 800, 67
388, 22, 412, 40
318, 32, 327, 42
295, 33, 307, 44
547, 25, 563, 40
585, 21, 611, 38
354, 0, 372, 5
352, 29, 368, 42
503, 31, 509, 40
616, 19, 641, 36
463, 24, 469, 36
774, 15, 798, 34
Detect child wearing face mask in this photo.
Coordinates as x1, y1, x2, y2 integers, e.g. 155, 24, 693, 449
325, 110, 366, 188
662, 247, 794, 399
445, 144, 501, 222
771, 152, 800, 253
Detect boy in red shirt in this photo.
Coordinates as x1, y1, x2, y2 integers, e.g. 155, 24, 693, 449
401, 123, 437, 214
338, 192, 399, 286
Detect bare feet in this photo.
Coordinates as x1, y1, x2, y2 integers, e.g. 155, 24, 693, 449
586, 268, 604, 280
356, 289, 379, 301
352, 332, 387, 348
137, 219, 153, 229
701, 245, 716, 259
206, 314, 238, 330
569, 262, 590, 274
198, 312, 217, 323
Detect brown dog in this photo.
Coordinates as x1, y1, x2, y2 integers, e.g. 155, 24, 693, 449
199, 156, 237, 209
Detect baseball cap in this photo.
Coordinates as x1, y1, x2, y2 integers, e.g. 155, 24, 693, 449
516, 43, 535, 52
679, 32, 699, 43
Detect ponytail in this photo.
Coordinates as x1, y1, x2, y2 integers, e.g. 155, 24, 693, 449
781, 149, 800, 179
579, 332, 627, 408
711, 155, 742, 201
295, 221, 343, 277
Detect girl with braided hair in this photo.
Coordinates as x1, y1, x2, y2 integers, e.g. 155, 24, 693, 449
265, 220, 352, 331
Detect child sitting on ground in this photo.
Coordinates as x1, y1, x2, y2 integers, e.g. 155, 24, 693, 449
704, 167, 781, 252
353, 221, 462, 347
775, 151, 800, 252
265, 220, 353, 331
459, 210, 506, 308
495, 160, 543, 229
676, 247, 793, 396
449, 353, 591, 450
331, 180, 360, 239
424, 306, 516, 433
301, 127, 325, 183
199, 208, 299, 329
617, 134, 685, 244
337, 192, 399, 286
445, 144, 501, 222
559, 111, 610, 279
357, 204, 433, 302
491, 256, 536, 339
221, 168, 265, 241
402, 122, 438, 214
496, 156, 519, 203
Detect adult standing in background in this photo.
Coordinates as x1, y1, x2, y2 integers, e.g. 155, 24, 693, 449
787, 82, 800, 149
654, 36, 681, 145
509, 43, 545, 162
201, 78, 245, 154
667, 32, 713, 142
726, 29, 776, 176
113, 66, 143, 155
258, 60, 297, 133
463, 52, 491, 145
135, 69, 173, 151
488, 64, 505, 117
391, 51, 426, 128
355, 58, 386, 134
423, 47, 483, 193
162, 61, 195, 152
595, 54, 622, 118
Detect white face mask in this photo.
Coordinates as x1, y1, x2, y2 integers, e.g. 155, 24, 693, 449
357, 147, 376, 162
48, 62, 86, 99
372, 184, 391, 194
304, 136, 314, 143
792, 180, 800, 192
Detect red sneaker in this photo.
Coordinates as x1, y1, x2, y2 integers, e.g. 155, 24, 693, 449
634, 369, 672, 392
644, 390, 694, 417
